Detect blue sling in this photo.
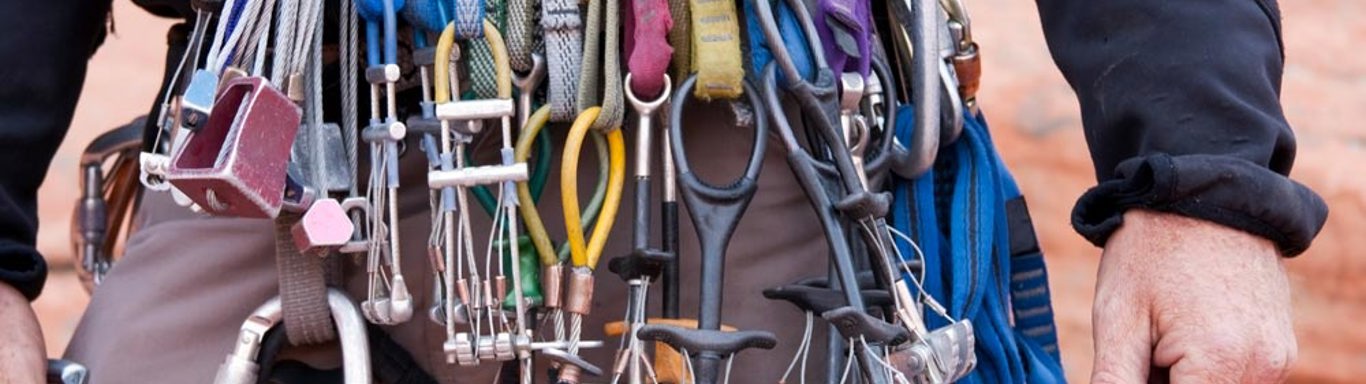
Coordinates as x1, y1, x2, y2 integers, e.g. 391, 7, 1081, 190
890, 107, 1067, 383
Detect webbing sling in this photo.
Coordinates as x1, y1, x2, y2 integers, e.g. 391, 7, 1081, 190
741, 0, 813, 82
623, 0, 672, 98
274, 0, 337, 346
400, 0, 450, 32
452, 0, 484, 38
665, 0, 690, 82
505, 0, 540, 72
811, 0, 870, 77
577, 0, 625, 130
466, 0, 506, 98
542, 0, 582, 121
688, 0, 745, 99
889, 108, 1065, 383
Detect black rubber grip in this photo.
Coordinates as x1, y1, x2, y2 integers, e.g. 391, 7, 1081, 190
637, 325, 778, 355
763, 284, 894, 314
822, 306, 910, 346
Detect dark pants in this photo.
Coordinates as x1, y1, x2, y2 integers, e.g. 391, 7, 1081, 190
0, 0, 113, 301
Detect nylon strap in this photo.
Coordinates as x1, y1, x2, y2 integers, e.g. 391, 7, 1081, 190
400, 0, 451, 32
271, 0, 336, 347
467, 0, 507, 98
742, 0, 813, 82
665, 0, 690, 82
1005, 198, 1062, 360
577, 0, 625, 130
687, 0, 744, 99
624, 0, 673, 98
541, 0, 582, 121
813, 0, 870, 77
889, 108, 1065, 382
453, 0, 485, 38
275, 213, 337, 345
506, 0, 541, 72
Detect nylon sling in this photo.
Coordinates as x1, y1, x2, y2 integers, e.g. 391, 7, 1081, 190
742, 0, 813, 82
812, 0, 871, 77
665, 0, 690, 82
889, 108, 1066, 383
623, 0, 673, 98
506, 0, 540, 72
452, 0, 484, 37
687, 0, 745, 99
258, 0, 340, 346
466, 0, 506, 98
542, 0, 583, 121
577, 0, 626, 130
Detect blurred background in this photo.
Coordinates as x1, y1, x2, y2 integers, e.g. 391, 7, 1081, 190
33, 0, 1363, 382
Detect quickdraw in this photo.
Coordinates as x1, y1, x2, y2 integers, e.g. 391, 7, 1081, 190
99, 0, 1072, 381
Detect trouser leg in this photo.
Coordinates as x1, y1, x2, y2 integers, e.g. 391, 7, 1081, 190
65, 103, 832, 383
63, 192, 283, 382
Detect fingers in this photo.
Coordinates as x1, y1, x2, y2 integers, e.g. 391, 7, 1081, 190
1089, 286, 1153, 384
1153, 328, 1296, 384
1093, 210, 1300, 383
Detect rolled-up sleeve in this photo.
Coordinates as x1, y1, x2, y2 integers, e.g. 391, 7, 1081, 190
1034, 0, 1328, 256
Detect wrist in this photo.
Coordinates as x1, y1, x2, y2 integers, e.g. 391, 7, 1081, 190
1073, 154, 1327, 256
0, 281, 46, 384
1107, 209, 1280, 259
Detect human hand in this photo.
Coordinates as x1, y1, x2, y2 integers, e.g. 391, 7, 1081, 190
1090, 210, 1296, 383
0, 282, 45, 384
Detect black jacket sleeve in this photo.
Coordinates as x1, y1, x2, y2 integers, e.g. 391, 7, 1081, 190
0, 0, 112, 301
1035, 0, 1328, 256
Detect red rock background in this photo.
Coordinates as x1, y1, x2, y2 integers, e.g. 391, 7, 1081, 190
33, 0, 1363, 382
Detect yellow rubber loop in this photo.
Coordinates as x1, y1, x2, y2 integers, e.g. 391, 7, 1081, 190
555, 132, 609, 262
482, 20, 514, 99
516, 106, 558, 266
436, 21, 511, 103
688, 0, 744, 99
435, 22, 457, 104
561, 107, 626, 269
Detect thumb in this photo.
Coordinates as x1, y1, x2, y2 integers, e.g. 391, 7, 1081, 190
1090, 293, 1153, 384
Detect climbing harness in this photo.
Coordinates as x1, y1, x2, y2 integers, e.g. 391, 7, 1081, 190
93, 0, 1072, 380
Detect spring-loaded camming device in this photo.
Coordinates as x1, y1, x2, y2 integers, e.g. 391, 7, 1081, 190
357, 0, 413, 326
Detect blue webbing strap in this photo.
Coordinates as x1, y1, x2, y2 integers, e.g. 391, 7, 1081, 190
742, 0, 814, 82
890, 107, 1065, 383
453, 0, 485, 38
402, 0, 452, 34
1004, 184, 1063, 362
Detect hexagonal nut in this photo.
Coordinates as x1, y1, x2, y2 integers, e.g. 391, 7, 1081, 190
291, 198, 355, 254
